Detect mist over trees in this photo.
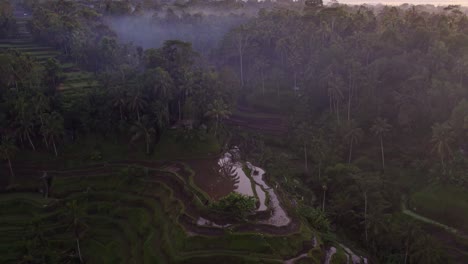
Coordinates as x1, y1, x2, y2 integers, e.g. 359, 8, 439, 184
1, 0, 468, 263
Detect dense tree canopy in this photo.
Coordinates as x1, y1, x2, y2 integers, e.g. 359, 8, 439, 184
1, 0, 467, 263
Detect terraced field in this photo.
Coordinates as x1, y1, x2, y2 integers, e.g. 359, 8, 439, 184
0, 161, 326, 263
0, 8, 99, 95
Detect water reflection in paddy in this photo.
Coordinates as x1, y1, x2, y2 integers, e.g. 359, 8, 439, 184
188, 148, 291, 226
185, 158, 237, 200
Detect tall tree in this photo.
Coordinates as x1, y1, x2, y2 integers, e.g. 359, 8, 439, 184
431, 123, 454, 176
41, 112, 64, 157
205, 99, 231, 136
296, 123, 314, 172
130, 116, 155, 155
128, 91, 147, 122
345, 120, 363, 164
111, 87, 127, 121
32, 94, 50, 147
66, 200, 87, 263
0, 135, 17, 185
370, 118, 392, 171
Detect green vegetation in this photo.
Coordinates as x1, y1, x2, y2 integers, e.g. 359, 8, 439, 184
210, 192, 256, 220
0, 164, 312, 263
1, 0, 468, 263
411, 185, 468, 232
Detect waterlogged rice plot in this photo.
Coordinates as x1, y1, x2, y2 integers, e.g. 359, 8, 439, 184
189, 148, 291, 227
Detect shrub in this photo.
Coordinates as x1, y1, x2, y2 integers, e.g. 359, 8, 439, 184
298, 205, 330, 233
210, 192, 256, 220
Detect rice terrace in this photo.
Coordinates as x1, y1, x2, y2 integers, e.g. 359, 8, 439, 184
1, 0, 468, 263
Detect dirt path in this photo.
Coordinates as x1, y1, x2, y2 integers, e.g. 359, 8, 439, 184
401, 199, 464, 236
402, 198, 468, 263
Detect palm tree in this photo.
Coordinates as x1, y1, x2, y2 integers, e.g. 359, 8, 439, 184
151, 67, 174, 99
345, 120, 363, 163
311, 129, 327, 181
370, 117, 392, 170
129, 91, 147, 122
15, 116, 36, 151
41, 112, 64, 157
296, 123, 313, 172
0, 135, 17, 184
431, 123, 454, 176
13, 95, 29, 120
205, 99, 231, 137
111, 88, 127, 121
322, 183, 327, 212
253, 58, 269, 96
326, 72, 344, 123
151, 100, 170, 131
130, 116, 155, 155
32, 94, 50, 147
234, 26, 250, 88
66, 200, 87, 263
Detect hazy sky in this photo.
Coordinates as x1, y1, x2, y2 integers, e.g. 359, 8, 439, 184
327, 0, 467, 5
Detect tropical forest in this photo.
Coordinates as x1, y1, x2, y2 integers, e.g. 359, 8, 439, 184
0, 0, 468, 263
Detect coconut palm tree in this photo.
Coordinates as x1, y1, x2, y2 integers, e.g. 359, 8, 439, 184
326, 72, 345, 123
150, 100, 170, 131
32, 94, 50, 147
311, 129, 327, 181
129, 91, 147, 122
66, 200, 87, 263
345, 120, 363, 163
15, 116, 36, 151
431, 123, 454, 176
130, 116, 155, 155
41, 112, 64, 157
0, 135, 17, 184
370, 117, 392, 170
111, 87, 127, 121
296, 122, 313, 172
205, 99, 231, 137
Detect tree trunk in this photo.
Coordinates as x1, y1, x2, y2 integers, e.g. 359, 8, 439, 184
322, 189, 326, 212
7, 157, 14, 184
27, 133, 36, 151
318, 160, 322, 181
441, 154, 445, 176
76, 238, 83, 263
294, 71, 297, 96
215, 116, 219, 137
42, 175, 49, 199
40, 116, 49, 148
43, 136, 49, 149
52, 136, 58, 157
304, 142, 308, 172
348, 139, 353, 163
364, 191, 368, 245
336, 100, 340, 124
119, 105, 123, 121
347, 87, 352, 122
238, 41, 244, 88
178, 100, 182, 121
380, 136, 385, 171
261, 71, 265, 96
137, 108, 140, 122
347, 97, 351, 121
145, 135, 150, 155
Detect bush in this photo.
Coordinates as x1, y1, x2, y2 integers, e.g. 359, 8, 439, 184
298, 205, 330, 233
210, 192, 256, 220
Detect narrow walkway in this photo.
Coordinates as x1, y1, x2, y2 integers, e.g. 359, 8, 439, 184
401, 198, 465, 237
